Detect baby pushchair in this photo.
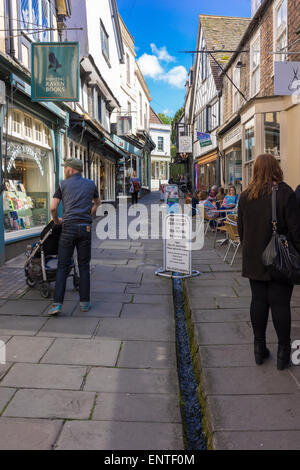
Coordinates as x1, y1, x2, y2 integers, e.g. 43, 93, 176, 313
24, 221, 80, 299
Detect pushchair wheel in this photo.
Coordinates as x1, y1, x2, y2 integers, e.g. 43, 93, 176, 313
73, 275, 80, 291
40, 282, 51, 299
26, 277, 37, 288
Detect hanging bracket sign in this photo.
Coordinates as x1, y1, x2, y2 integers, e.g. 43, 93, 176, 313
31, 42, 80, 102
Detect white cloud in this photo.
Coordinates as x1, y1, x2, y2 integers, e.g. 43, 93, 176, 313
137, 53, 164, 79
161, 66, 188, 89
150, 44, 175, 63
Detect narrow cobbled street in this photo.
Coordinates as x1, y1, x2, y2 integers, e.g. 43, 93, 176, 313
0, 192, 184, 450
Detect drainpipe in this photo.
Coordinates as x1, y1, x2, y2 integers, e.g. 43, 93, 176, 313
8, 0, 15, 58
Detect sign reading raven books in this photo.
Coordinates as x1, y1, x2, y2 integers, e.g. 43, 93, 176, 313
31, 42, 80, 102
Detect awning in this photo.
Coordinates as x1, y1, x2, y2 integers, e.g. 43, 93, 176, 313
197, 151, 218, 166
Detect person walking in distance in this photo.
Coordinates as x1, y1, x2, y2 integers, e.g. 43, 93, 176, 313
238, 154, 300, 370
130, 171, 141, 205
48, 158, 101, 315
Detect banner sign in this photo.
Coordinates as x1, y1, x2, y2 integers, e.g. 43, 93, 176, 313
164, 214, 192, 275
274, 61, 300, 96
31, 42, 80, 102
164, 184, 180, 214
179, 135, 192, 153
117, 116, 133, 136
197, 132, 212, 148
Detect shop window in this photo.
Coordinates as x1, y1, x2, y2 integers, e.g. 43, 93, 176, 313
274, 0, 288, 61
24, 115, 33, 139
35, 122, 42, 143
3, 140, 52, 235
251, 35, 260, 96
12, 112, 22, 136
245, 120, 255, 162
158, 137, 164, 152
264, 112, 280, 157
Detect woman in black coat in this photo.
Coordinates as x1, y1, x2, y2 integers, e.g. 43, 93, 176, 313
238, 154, 300, 370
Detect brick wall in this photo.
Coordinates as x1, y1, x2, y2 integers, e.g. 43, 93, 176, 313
222, 0, 300, 126
288, 0, 300, 62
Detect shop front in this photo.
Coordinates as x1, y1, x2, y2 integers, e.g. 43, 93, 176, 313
196, 150, 218, 190
151, 156, 169, 191
220, 123, 243, 193
116, 153, 139, 198
2, 109, 55, 244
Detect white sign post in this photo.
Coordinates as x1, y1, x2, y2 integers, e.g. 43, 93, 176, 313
155, 214, 201, 279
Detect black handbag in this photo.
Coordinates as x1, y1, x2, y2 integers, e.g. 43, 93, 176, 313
262, 186, 300, 284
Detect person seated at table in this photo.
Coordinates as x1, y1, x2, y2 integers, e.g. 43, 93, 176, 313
204, 195, 219, 229
221, 186, 239, 209
216, 187, 226, 209
192, 190, 207, 217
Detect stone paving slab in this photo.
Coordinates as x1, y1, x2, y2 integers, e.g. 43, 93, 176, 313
201, 366, 299, 396
195, 322, 252, 346
92, 392, 181, 423
91, 292, 132, 303
1, 364, 87, 390
121, 303, 173, 319
0, 300, 51, 316
84, 367, 179, 394
37, 317, 100, 339
3, 389, 95, 419
96, 318, 175, 342
41, 338, 121, 367
0, 364, 12, 381
55, 420, 184, 450
0, 316, 48, 336
207, 395, 300, 432
198, 344, 277, 368
188, 286, 238, 298
0, 387, 16, 412
5, 336, 54, 363
72, 302, 123, 318
125, 283, 173, 295
0, 418, 63, 450
90, 281, 126, 293
212, 430, 300, 450
117, 341, 177, 369
193, 309, 251, 323
132, 294, 173, 305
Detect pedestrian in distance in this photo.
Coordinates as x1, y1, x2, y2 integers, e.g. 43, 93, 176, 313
48, 158, 101, 316
238, 154, 300, 370
129, 171, 141, 205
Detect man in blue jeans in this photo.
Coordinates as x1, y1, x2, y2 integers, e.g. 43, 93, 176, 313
48, 158, 101, 316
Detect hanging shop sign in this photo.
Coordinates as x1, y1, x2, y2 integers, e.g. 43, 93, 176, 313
197, 132, 212, 148
178, 135, 192, 153
31, 42, 80, 102
164, 214, 192, 275
274, 61, 300, 96
117, 116, 133, 136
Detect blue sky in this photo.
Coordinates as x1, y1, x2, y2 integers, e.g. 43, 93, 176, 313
118, 0, 251, 118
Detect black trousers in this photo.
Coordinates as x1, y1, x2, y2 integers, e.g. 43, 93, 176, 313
249, 279, 293, 347
131, 191, 139, 205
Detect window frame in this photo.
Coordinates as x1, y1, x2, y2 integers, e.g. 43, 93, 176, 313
250, 32, 261, 97
273, 0, 288, 64
100, 20, 110, 65
157, 136, 164, 152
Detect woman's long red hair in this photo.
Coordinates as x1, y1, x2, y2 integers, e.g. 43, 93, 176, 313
246, 154, 283, 200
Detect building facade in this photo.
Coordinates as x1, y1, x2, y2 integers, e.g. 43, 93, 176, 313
149, 108, 171, 191
0, 0, 69, 262
219, 0, 300, 191
187, 14, 250, 191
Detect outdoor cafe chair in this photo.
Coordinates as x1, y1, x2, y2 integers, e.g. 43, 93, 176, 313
223, 220, 241, 265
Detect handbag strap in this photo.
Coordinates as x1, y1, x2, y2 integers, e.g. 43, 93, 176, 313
272, 185, 278, 232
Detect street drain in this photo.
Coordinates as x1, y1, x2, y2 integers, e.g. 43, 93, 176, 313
172, 276, 207, 451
